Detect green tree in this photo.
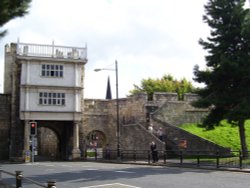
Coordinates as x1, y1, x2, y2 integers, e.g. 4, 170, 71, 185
0, 0, 31, 39
129, 74, 195, 100
193, 0, 250, 157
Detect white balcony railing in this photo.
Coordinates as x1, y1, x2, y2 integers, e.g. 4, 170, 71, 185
16, 42, 87, 61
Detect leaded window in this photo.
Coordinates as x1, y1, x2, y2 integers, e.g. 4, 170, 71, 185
39, 92, 65, 106
41, 64, 63, 77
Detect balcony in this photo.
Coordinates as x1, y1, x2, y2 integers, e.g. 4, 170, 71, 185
16, 42, 87, 61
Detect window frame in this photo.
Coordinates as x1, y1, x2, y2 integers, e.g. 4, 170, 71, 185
39, 92, 66, 106
41, 64, 64, 78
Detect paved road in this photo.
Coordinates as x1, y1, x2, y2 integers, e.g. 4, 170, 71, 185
1, 161, 250, 188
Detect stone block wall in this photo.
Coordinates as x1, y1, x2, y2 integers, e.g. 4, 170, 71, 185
153, 92, 178, 106
82, 94, 149, 151
119, 93, 148, 125
82, 92, 212, 153
82, 99, 115, 149
183, 93, 200, 102
153, 100, 208, 126
0, 94, 11, 160
121, 124, 165, 151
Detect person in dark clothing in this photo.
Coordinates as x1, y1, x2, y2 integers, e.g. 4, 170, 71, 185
150, 141, 158, 163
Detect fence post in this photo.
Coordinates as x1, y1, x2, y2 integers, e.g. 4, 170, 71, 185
95, 149, 97, 161
197, 151, 200, 167
239, 150, 243, 169
133, 149, 137, 162
120, 150, 123, 161
180, 151, 183, 165
148, 150, 151, 164
216, 151, 220, 168
47, 180, 56, 188
163, 150, 166, 164
15, 171, 22, 188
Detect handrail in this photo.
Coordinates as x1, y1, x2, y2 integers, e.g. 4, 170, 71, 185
16, 42, 87, 61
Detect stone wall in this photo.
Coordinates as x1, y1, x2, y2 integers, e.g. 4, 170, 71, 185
121, 123, 165, 151
0, 94, 11, 160
82, 99, 114, 148
153, 100, 208, 126
82, 93, 149, 150
153, 92, 178, 104
6, 44, 24, 160
82, 92, 212, 153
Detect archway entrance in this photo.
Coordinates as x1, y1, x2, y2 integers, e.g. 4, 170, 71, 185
86, 130, 106, 159
36, 127, 60, 161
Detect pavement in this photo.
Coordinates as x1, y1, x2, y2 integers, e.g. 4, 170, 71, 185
1, 159, 250, 188
98, 159, 250, 173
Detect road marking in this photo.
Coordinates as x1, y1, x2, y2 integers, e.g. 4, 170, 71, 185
45, 169, 55, 171
20, 162, 40, 165
86, 169, 99, 171
80, 183, 141, 188
39, 164, 55, 167
115, 170, 135, 174
61, 164, 73, 167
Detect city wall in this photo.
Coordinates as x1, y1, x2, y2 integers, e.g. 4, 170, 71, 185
82, 92, 211, 152
0, 94, 11, 160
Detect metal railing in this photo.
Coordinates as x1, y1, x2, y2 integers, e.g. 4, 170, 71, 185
16, 42, 87, 61
87, 149, 250, 170
0, 168, 56, 188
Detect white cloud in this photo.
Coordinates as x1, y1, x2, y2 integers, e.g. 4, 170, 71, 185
0, 0, 210, 97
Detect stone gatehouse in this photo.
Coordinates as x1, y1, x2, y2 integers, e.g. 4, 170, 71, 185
0, 41, 228, 161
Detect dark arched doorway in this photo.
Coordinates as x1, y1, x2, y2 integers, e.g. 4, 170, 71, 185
86, 130, 106, 158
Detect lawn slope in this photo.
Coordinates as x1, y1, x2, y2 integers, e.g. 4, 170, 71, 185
180, 120, 250, 151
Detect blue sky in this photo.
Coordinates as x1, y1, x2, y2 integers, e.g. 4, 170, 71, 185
0, 0, 213, 98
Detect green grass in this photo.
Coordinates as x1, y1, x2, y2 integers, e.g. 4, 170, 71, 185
180, 120, 250, 151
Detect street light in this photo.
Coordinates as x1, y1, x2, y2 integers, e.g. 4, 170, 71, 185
94, 60, 120, 159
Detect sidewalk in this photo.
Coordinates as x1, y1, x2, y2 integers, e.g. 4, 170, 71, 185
98, 159, 250, 173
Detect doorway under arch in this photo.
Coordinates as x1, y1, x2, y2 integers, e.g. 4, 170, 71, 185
36, 127, 60, 161
87, 130, 106, 148
86, 130, 106, 159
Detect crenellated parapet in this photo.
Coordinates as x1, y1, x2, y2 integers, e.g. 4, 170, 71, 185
153, 92, 178, 103
183, 93, 201, 102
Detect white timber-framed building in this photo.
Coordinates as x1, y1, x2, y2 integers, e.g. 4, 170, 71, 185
4, 41, 87, 160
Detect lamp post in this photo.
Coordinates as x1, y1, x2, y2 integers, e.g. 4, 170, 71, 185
94, 60, 120, 159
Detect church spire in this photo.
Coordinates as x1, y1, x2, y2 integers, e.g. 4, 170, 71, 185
106, 76, 112, 99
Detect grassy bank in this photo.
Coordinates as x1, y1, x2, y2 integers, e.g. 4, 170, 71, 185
180, 120, 250, 151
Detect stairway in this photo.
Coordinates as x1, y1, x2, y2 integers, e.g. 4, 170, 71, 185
150, 100, 230, 154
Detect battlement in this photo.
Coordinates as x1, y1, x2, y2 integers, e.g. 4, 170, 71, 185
153, 92, 178, 102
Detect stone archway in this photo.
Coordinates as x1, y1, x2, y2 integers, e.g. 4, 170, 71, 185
86, 130, 106, 158
36, 127, 60, 161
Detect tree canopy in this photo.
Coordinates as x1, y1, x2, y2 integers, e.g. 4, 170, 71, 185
129, 74, 195, 100
193, 0, 250, 156
0, 0, 31, 39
